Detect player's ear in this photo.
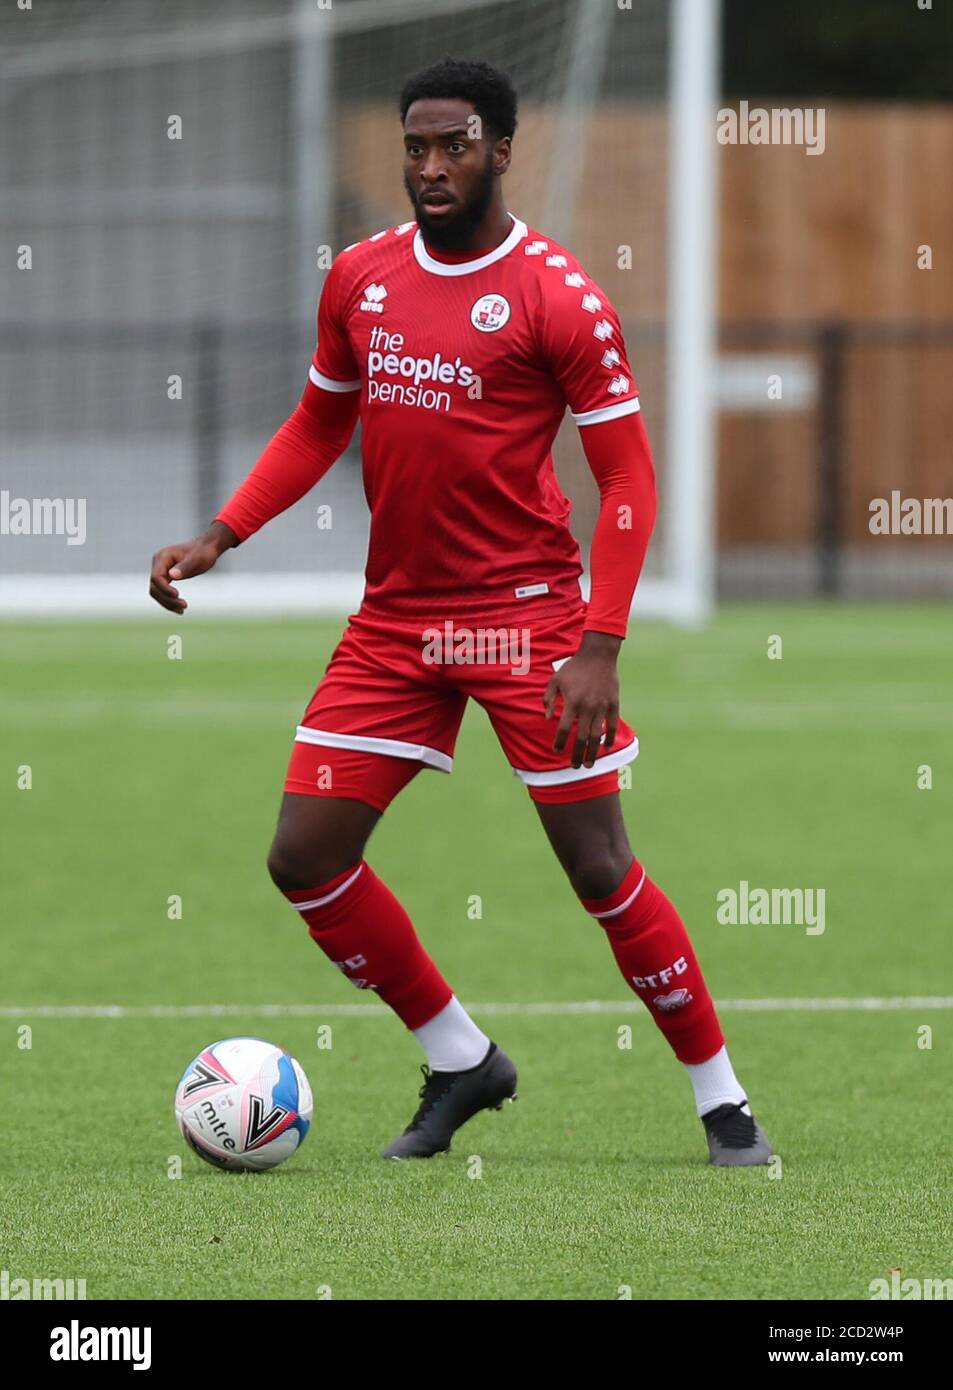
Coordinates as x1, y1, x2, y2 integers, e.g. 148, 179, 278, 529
493, 137, 512, 176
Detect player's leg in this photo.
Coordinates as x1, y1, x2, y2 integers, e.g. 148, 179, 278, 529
270, 744, 492, 1059
269, 751, 518, 1159
531, 785, 725, 1060
268, 777, 453, 1030
531, 783, 772, 1165
270, 612, 517, 1157
267, 786, 380, 891
470, 599, 770, 1164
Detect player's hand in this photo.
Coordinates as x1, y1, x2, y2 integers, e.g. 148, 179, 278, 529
543, 630, 622, 769
149, 521, 237, 613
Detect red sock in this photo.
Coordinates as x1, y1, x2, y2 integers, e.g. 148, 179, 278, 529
284, 861, 452, 1030
581, 859, 724, 1064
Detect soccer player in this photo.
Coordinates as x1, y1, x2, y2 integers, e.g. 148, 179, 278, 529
150, 57, 771, 1166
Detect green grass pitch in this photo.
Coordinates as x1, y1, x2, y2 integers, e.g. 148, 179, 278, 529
1, 603, 950, 1300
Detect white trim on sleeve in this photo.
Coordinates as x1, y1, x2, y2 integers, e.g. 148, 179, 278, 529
309, 364, 361, 393
572, 396, 641, 427
294, 725, 453, 774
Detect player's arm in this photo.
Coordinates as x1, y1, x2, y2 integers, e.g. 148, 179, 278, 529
149, 384, 359, 613
150, 258, 361, 614
148, 519, 239, 615
544, 411, 657, 766
535, 267, 654, 766
579, 407, 657, 640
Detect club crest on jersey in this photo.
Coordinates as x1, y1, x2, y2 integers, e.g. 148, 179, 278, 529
470, 293, 511, 333
360, 283, 388, 313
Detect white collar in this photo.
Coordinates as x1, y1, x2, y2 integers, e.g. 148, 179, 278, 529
412, 214, 528, 277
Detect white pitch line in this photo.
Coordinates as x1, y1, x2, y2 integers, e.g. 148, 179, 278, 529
0, 997, 950, 1020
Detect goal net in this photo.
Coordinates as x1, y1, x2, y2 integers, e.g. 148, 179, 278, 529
0, 0, 717, 621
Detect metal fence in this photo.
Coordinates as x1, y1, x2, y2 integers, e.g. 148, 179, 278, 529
5, 317, 949, 597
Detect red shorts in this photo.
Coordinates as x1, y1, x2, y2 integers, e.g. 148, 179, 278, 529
284, 599, 639, 811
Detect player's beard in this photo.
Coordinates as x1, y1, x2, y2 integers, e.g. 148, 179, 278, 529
404, 152, 496, 251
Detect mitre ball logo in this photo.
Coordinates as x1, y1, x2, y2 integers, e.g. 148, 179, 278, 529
470, 294, 511, 333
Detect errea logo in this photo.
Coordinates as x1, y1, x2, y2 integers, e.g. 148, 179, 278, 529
360, 283, 387, 313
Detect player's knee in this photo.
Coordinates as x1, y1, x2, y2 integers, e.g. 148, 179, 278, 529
266, 839, 302, 892
567, 851, 632, 901
266, 835, 359, 893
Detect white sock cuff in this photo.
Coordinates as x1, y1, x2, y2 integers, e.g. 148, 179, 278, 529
412, 995, 490, 1073
684, 1044, 748, 1118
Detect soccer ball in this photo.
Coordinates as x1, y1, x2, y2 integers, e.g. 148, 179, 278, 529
175, 1037, 313, 1172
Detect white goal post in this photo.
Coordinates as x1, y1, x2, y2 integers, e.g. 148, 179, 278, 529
660, 0, 720, 624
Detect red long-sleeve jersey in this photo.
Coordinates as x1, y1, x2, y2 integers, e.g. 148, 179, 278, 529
217, 215, 656, 637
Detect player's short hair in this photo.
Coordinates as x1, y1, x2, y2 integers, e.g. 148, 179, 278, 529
398, 56, 518, 142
